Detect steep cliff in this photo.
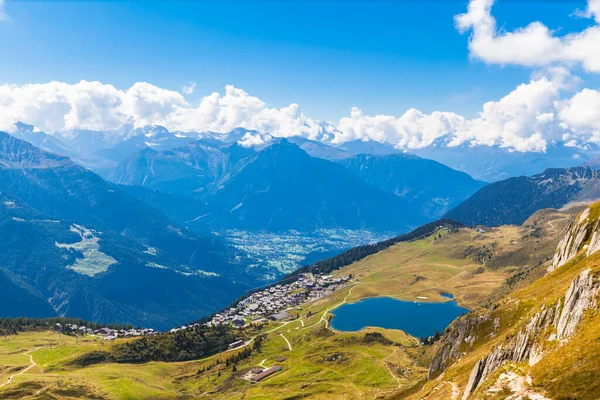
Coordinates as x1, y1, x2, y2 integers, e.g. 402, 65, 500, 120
421, 202, 600, 400
550, 203, 600, 272
460, 268, 598, 399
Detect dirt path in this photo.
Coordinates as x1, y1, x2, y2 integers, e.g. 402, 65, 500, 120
450, 381, 459, 400
399, 271, 468, 297
376, 347, 404, 395
304, 283, 361, 330
226, 319, 300, 353
0, 348, 40, 388
279, 333, 292, 351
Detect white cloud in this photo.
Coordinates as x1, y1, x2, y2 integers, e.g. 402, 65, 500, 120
557, 88, 600, 143
449, 68, 573, 152
121, 82, 186, 128
181, 82, 196, 94
335, 107, 464, 149
170, 85, 321, 138
0, 81, 321, 141
0, 81, 127, 133
0, 75, 599, 153
332, 67, 593, 153
238, 132, 273, 148
456, 0, 600, 73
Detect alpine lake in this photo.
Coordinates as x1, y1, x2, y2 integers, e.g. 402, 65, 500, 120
329, 294, 468, 338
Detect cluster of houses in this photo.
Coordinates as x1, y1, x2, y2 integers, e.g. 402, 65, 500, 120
54, 323, 156, 340
168, 323, 204, 334
94, 327, 156, 340
205, 273, 352, 328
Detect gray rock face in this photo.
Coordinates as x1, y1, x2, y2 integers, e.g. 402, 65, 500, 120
550, 208, 591, 272
586, 224, 600, 258
428, 313, 491, 379
460, 269, 598, 398
556, 269, 599, 340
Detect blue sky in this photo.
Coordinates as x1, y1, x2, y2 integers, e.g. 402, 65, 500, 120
1, 0, 595, 121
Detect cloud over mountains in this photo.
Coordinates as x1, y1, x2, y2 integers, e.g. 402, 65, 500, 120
1, 71, 597, 153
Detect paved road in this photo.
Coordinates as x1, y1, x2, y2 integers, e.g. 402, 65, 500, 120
0, 348, 39, 388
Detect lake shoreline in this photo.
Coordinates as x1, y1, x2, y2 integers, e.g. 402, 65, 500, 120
329, 296, 469, 338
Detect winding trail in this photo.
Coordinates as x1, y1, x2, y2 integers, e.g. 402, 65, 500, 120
0, 348, 40, 388
304, 283, 361, 330
279, 333, 292, 351
449, 381, 459, 400
399, 271, 468, 297
227, 319, 299, 352
376, 347, 404, 395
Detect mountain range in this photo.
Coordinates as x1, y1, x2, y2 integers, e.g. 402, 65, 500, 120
413, 136, 600, 182
8, 122, 596, 183
0, 131, 259, 329
445, 166, 600, 227
107, 137, 487, 233
339, 153, 485, 218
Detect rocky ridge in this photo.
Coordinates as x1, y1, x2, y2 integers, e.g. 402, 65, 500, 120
428, 203, 600, 399
461, 268, 598, 399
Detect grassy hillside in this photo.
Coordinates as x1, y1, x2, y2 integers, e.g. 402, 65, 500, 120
406, 203, 600, 400
0, 208, 574, 399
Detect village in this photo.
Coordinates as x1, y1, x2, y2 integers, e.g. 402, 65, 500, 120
55, 323, 157, 340
205, 273, 352, 328
53, 272, 352, 345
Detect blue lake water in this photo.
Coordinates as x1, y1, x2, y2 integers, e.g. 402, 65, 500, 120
330, 296, 469, 338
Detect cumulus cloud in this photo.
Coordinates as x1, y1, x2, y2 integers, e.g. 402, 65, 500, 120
0, 81, 321, 140
335, 107, 464, 149
557, 88, 600, 143
1, 75, 600, 153
181, 82, 196, 94
456, 0, 600, 73
238, 132, 273, 148
0, 81, 127, 133
332, 67, 599, 153
449, 68, 574, 152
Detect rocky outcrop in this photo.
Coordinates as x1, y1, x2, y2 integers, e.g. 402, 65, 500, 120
556, 269, 599, 340
460, 305, 557, 399
586, 224, 600, 257
428, 313, 491, 379
460, 269, 598, 399
549, 208, 591, 272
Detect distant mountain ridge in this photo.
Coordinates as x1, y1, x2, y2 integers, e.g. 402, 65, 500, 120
413, 137, 599, 182
445, 166, 600, 226
0, 131, 257, 329
201, 139, 424, 232
109, 138, 489, 233
339, 153, 485, 218
8, 122, 596, 183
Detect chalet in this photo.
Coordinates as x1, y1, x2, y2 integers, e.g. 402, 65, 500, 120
269, 311, 290, 321
232, 315, 245, 327
96, 328, 113, 335
250, 366, 282, 382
